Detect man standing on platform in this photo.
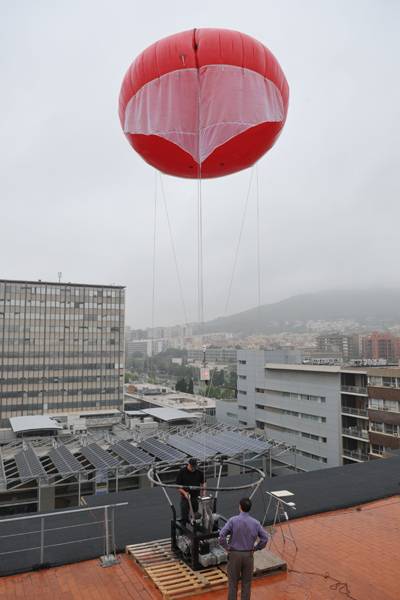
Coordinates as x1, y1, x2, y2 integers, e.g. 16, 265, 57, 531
219, 497, 269, 600
176, 458, 206, 524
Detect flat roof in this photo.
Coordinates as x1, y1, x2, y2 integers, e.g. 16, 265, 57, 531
9, 416, 63, 433
140, 407, 198, 422
2, 496, 398, 598
0, 279, 124, 289
266, 363, 342, 373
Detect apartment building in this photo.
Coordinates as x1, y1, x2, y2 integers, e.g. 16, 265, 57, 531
233, 350, 370, 471
0, 279, 125, 426
367, 368, 400, 458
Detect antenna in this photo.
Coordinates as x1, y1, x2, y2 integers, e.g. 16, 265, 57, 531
57, 272, 62, 283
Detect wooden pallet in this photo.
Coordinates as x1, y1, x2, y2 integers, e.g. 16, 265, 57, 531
126, 539, 228, 599
146, 561, 227, 599
126, 538, 175, 567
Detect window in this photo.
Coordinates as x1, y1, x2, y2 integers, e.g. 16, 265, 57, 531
255, 404, 326, 423
262, 422, 327, 443
255, 388, 326, 403
238, 360, 247, 365
238, 405, 247, 410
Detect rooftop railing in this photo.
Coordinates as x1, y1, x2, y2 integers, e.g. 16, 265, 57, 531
0, 501, 127, 576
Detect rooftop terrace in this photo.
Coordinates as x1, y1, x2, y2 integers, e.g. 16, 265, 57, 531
2, 495, 398, 600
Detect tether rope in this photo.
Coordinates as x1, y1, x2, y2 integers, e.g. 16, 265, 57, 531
158, 173, 189, 324
255, 162, 262, 329
150, 169, 158, 372
224, 166, 255, 315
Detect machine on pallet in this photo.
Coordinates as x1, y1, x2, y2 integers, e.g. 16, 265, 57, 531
148, 458, 265, 571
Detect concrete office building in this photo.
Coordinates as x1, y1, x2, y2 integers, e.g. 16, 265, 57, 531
234, 350, 369, 471
0, 279, 125, 427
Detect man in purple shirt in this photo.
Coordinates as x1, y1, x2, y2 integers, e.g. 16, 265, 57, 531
219, 497, 269, 600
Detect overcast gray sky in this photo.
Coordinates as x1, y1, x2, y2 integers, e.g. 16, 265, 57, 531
1, 1, 399, 328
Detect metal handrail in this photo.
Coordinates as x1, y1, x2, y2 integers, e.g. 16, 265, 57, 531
341, 385, 367, 395
342, 449, 369, 460
341, 406, 368, 417
0, 502, 128, 572
342, 427, 369, 440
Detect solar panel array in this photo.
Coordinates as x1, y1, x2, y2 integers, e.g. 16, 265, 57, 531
80, 443, 120, 470
217, 431, 270, 454
15, 446, 47, 481
139, 438, 187, 462
191, 433, 235, 455
167, 434, 215, 460
112, 440, 154, 467
48, 444, 82, 475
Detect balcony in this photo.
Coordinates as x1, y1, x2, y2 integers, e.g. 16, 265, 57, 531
341, 385, 367, 396
342, 427, 369, 441
368, 404, 400, 414
341, 406, 368, 418
369, 427, 400, 438
342, 449, 369, 462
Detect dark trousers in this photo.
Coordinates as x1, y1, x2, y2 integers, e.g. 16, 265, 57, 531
227, 551, 254, 600
180, 495, 199, 524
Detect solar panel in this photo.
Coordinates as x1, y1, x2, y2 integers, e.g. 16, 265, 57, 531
15, 446, 47, 481
218, 431, 269, 454
225, 431, 270, 452
48, 444, 82, 475
191, 433, 237, 456
167, 434, 215, 460
139, 438, 187, 462
112, 440, 154, 467
80, 443, 120, 470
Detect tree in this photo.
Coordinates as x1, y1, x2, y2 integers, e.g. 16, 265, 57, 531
187, 378, 194, 394
175, 378, 187, 393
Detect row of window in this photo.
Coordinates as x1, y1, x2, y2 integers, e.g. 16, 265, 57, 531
370, 444, 391, 455
295, 449, 327, 464
0, 313, 122, 321
0, 287, 122, 298
370, 422, 400, 436
369, 376, 400, 389
0, 351, 122, 358
255, 388, 326, 403
1, 300, 123, 308
255, 404, 326, 423
0, 363, 117, 371
369, 399, 400, 413
0, 387, 120, 398
256, 420, 327, 443
0, 375, 119, 384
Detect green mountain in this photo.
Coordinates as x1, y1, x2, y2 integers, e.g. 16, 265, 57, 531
200, 289, 400, 335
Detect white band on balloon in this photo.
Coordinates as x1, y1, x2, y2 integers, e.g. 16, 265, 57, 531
124, 65, 285, 163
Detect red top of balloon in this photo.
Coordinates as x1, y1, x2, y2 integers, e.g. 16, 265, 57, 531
119, 28, 289, 179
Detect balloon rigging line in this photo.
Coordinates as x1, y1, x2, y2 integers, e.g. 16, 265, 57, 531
255, 162, 262, 327
158, 173, 189, 325
150, 169, 158, 370
224, 166, 255, 315
197, 176, 204, 325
